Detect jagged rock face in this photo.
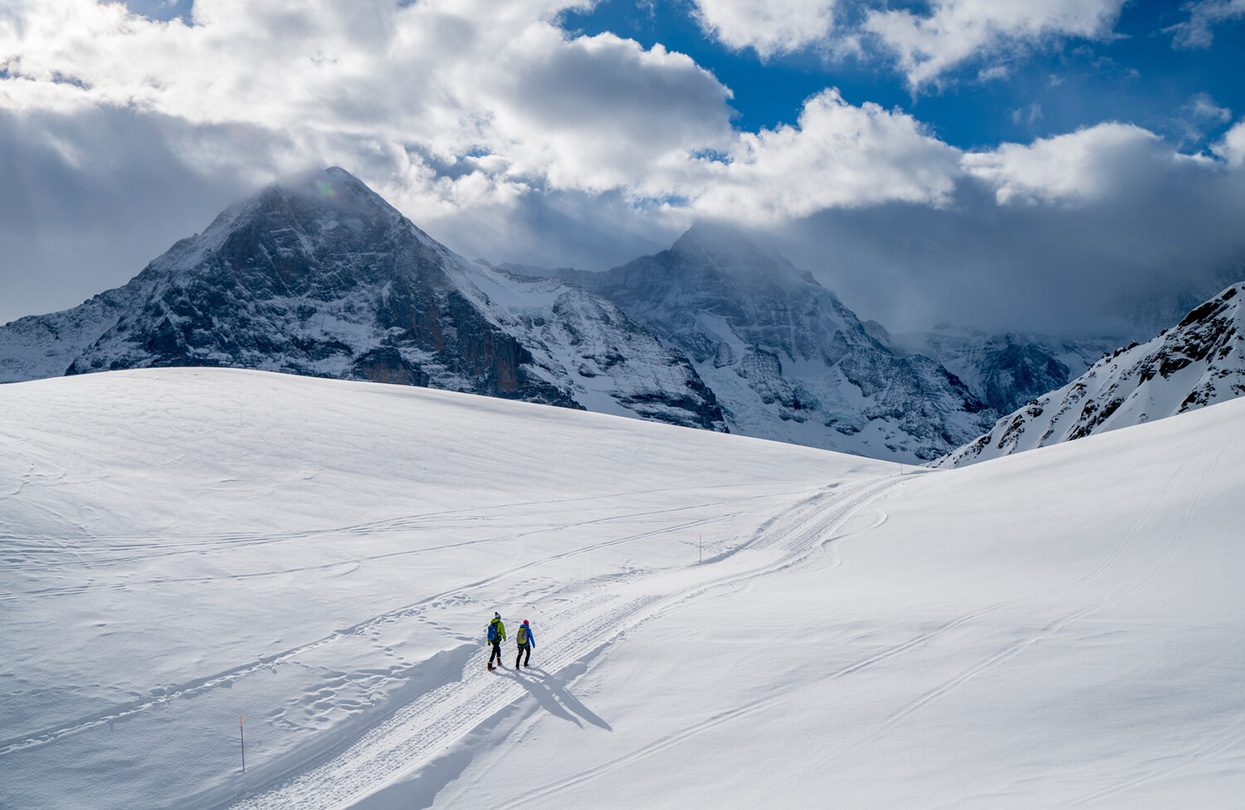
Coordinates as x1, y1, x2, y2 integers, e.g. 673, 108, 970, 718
977, 340, 1071, 414
565, 225, 989, 461
0, 168, 726, 430
69, 170, 572, 404
939, 283, 1245, 467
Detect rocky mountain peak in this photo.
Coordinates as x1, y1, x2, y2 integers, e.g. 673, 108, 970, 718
201, 166, 411, 252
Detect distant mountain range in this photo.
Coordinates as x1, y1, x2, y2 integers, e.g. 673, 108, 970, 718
3, 167, 1240, 462
938, 283, 1245, 467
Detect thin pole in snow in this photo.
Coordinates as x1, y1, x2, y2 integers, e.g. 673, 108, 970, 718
240, 715, 246, 773
699, 533, 702, 564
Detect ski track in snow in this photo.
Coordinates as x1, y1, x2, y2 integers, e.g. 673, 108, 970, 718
0, 487, 802, 755
225, 474, 903, 809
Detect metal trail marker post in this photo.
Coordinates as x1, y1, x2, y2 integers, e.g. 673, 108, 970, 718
240, 715, 246, 773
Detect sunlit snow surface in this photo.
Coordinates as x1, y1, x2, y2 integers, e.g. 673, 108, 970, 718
2, 369, 1243, 808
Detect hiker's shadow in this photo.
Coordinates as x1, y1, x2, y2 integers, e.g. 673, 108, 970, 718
510, 665, 612, 731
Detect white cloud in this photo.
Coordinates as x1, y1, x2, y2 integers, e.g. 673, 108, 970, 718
1216, 120, 1245, 166
3, 0, 1245, 337
690, 0, 839, 58
960, 123, 1211, 205
1169, 0, 1245, 48
479, 27, 734, 194
0, 1, 733, 207
865, 0, 1125, 89
693, 89, 961, 220
779, 122, 1245, 333
0, 0, 986, 232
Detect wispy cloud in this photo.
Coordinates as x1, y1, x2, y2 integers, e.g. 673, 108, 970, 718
1168, 0, 1245, 48
863, 0, 1126, 90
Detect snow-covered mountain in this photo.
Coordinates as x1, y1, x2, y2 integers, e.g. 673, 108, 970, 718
0, 168, 997, 460
895, 326, 1117, 414
445, 261, 726, 430
939, 283, 1245, 467
0, 168, 724, 430
564, 224, 991, 460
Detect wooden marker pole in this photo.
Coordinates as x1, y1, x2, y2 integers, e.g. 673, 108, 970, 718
240, 715, 246, 773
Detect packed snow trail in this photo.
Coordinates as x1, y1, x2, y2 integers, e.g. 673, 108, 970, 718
230, 476, 903, 808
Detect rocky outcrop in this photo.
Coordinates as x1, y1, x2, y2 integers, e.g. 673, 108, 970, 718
938, 283, 1245, 467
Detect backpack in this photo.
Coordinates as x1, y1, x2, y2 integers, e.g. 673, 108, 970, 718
517, 626, 528, 646
487, 622, 498, 643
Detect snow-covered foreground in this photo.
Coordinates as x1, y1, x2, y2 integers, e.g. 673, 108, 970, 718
3, 369, 1243, 808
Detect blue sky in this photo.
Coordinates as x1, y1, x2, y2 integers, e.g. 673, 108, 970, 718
3, 0, 1245, 331
561, 0, 1244, 150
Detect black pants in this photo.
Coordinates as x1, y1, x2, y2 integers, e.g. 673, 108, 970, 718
516, 644, 531, 668
489, 641, 503, 667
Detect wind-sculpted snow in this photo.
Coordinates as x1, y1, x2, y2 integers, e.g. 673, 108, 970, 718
939, 283, 1245, 467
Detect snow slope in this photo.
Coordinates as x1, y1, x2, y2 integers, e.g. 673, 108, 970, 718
4, 369, 1244, 808
432, 398, 1245, 810
940, 283, 1245, 467
0, 368, 884, 808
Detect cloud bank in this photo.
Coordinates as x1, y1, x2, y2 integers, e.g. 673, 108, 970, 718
1, 0, 1244, 336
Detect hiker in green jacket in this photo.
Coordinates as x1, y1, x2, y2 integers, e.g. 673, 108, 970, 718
486, 612, 506, 671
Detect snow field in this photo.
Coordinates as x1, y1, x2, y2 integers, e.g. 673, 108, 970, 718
0, 368, 886, 808
431, 393, 1245, 809
3, 368, 1244, 808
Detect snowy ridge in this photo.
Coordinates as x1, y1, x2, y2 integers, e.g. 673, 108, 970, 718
939, 283, 1245, 467
446, 261, 726, 430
